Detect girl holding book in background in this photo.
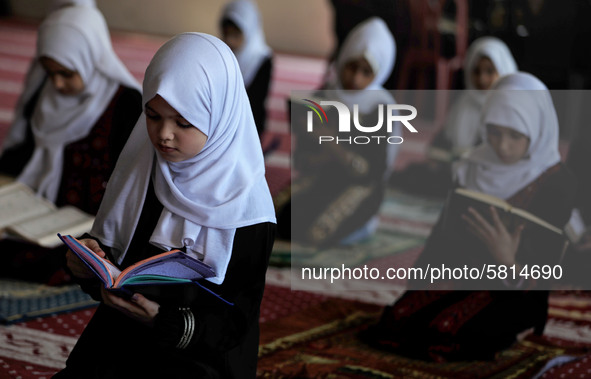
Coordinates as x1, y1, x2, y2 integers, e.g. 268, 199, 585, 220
0, 5, 141, 283
0, 5, 140, 212
364, 72, 576, 361
220, 0, 272, 137
276, 17, 400, 247
55, 32, 276, 379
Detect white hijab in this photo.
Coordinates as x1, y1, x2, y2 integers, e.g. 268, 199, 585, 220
454, 72, 561, 200
444, 37, 518, 152
330, 17, 396, 113
92, 33, 276, 285
328, 17, 400, 178
221, 0, 272, 88
3, 0, 99, 152
47, 0, 96, 13
4, 6, 139, 202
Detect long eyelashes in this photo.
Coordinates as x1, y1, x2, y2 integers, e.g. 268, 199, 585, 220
145, 113, 192, 129
176, 121, 193, 128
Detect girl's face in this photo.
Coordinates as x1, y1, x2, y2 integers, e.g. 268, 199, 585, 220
486, 124, 530, 164
340, 57, 375, 90
221, 22, 244, 53
471, 56, 499, 90
39, 56, 84, 95
145, 95, 208, 162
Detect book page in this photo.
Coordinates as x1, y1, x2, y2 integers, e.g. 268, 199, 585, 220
0, 174, 14, 187
58, 234, 121, 287
451, 188, 562, 235
511, 207, 563, 235
114, 250, 215, 288
8, 206, 95, 248
454, 188, 511, 210
0, 182, 56, 230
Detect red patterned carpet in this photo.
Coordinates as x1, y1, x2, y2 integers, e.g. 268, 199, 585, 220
0, 283, 330, 378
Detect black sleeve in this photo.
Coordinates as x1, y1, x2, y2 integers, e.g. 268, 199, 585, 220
108, 86, 142, 166
153, 222, 276, 351
516, 165, 577, 266
246, 57, 272, 136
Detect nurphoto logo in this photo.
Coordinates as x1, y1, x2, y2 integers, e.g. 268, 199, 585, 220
303, 99, 418, 145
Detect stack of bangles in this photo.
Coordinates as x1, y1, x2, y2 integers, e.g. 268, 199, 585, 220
176, 307, 195, 349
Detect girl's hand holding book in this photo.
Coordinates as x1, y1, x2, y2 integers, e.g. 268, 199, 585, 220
66, 238, 106, 279
462, 206, 525, 267
101, 287, 160, 327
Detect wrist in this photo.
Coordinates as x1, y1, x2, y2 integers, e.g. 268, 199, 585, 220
153, 306, 197, 349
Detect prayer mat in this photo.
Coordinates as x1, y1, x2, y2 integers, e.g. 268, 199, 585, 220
0, 279, 97, 324
257, 297, 588, 378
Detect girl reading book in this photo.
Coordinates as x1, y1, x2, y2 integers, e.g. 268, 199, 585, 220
55, 32, 276, 379
276, 17, 400, 247
220, 0, 272, 137
363, 72, 576, 361
0, 6, 141, 284
0, 5, 140, 213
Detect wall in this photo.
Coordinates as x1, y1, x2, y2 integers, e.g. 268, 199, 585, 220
7, 0, 336, 57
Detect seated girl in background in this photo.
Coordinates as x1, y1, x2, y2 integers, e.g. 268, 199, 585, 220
0, 5, 141, 213
364, 72, 576, 361
54, 32, 276, 379
431, 36, 518, 157
47, 0, 96, 12
0, 6, 141, 283
276, 17, 400, 247
220, 0, 272, 137
393, 36, 517, 197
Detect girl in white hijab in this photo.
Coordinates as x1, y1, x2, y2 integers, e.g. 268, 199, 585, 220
277, 17, 400, 246
57, 33, 276, 379
220, 0, 273, 136
47, 0, 96, 13
399, 37, 518, 197
367, 72, 576, 361
0, 5, 141, 211
438, 36, 518, 156
331, 16, 402, 177
0, 6, 141, 285
454, 72, 560, 200
7, 1, 99, 155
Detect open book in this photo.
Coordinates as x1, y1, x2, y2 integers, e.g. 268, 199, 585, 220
58, 234, 231, 305
443, 187, 569, 260
0, 181, 94, 247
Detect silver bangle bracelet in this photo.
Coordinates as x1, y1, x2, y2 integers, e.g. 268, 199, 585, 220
176, 307, 195, 349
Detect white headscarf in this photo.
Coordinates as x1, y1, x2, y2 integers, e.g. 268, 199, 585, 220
463, 37, 518, 91
330, 17, 396, 113
444, 37, 517, 153
2, 0, 99, 153
91, 33, 276, 285
453, 72, 561, 200
221, 0, 272, 88
3, 6, 139, 202
47, 0, 96, 13
328, 17, 400, 178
